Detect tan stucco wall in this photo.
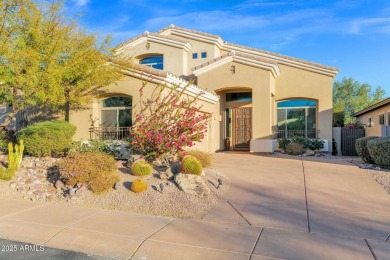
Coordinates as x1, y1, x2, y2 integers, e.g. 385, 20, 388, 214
356, 104, 390, 137
197, 61, 275, 141
120, 42, 188, 76
275, 65, 334, 145
69, 75, 221, 152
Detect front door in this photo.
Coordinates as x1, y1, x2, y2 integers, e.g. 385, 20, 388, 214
232, 108, 252, 150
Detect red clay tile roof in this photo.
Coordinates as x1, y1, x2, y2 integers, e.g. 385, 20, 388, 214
127, 62, 168, 77
115, 32, 189, 50
192, 51, 277, 72
225, 42, 338, 72
158, 25, 221, 39
158, 25, 337, 72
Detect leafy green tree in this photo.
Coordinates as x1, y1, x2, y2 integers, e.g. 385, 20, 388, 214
0, 0, 123, 124
333, 77, 386, 126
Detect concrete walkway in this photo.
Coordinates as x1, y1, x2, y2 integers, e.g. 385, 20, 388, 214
1, 153, 390, 259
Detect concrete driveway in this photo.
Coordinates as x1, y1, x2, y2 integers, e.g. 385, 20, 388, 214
205, 152, 390, 259
0, 153, 389, 259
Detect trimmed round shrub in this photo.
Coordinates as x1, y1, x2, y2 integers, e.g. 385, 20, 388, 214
355, 136, 380, 163
57, 152, 119, 194
181, 155, 203, 175
131, 178, 148, 193
306, 139, 325, 151
131, 159, 153, 176
0, 168, 15, 181
286, 142, 305, 155
367, 137, 390, 169
179, 150, 213, 168
17, 120, 76, 157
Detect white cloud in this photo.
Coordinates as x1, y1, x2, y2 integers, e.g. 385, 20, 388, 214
347, 17, 390, 34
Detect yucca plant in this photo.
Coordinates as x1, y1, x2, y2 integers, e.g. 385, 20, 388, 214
8, 140, 24, 170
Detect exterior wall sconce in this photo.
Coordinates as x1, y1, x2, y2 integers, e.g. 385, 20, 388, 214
145, 42, 150, 50
230, 65, 235, 74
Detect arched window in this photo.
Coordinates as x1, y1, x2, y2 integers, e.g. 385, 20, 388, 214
139, 56, 163, 70
277, 99, 317, 138
100, 96, 132, 127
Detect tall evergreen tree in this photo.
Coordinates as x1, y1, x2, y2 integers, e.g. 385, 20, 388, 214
333, 77, 386, 126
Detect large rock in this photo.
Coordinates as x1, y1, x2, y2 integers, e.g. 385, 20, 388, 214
159, 168, 174, 180
174, 173, 211, 198
170, 162, 181, 174
304, 150, 315, 156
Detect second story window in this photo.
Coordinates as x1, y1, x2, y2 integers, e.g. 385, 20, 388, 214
140, 56, 163, 70
201, 52, 207, 58
192, 53, 198, 59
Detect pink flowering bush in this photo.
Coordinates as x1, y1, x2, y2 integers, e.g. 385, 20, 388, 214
130, 82, 211, 161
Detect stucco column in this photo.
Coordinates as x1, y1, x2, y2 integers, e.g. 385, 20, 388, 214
251, 73, 274, 139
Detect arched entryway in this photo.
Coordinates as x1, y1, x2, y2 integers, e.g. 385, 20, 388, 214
216, 87, 252, 151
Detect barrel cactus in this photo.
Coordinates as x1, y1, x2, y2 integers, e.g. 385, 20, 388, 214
131, 159, 153, 176
181, 155, 203, 175
131, 178, 148, 193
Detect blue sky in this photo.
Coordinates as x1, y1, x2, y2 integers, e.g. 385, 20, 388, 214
66, 0, 390, 95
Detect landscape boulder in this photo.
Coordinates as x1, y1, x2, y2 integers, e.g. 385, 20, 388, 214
174, 173, 210, 198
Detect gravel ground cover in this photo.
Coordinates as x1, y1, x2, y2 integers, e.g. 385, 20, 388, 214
0, 156, 230, 219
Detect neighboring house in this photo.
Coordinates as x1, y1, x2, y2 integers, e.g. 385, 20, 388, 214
69, 24, 339, 153
352, 97, 390, 137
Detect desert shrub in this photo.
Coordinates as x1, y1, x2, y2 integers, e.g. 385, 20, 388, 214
131, 159, 153, 176
277, 138, 291, 151
306, 139, 325, 151
344, 121, 365, 129
130, 82, 210, 162
57, 152, 119, 193
286, 142, 305, 155
181, 155, 203, 175
355, 136, 380, 163
71, 140, 131, 159
70, 140, 110, 154
290, 136, 307, 147
367, 137, 390, 169
278, 137, 324, 151
179, 150, 212, 168
131, 178, 148, 193
17, 120, 76, 157
0, 168, 15, 181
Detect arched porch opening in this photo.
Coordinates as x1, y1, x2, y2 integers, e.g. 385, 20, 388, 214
216, 86, 253, 151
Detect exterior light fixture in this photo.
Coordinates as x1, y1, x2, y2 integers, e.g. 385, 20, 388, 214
145, 42, 150, 50
230, 65, 235, 74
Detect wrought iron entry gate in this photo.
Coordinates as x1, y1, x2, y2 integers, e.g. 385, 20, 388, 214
341, 128, 365, 156
232, 108, 252, 150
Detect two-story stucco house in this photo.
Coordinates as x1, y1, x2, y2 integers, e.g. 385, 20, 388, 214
69, 25, 338, 153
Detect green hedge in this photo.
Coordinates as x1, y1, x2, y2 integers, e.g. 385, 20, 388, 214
17, 120, 76, 157
367, 137, 390, 169
355, 136, 380, 163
